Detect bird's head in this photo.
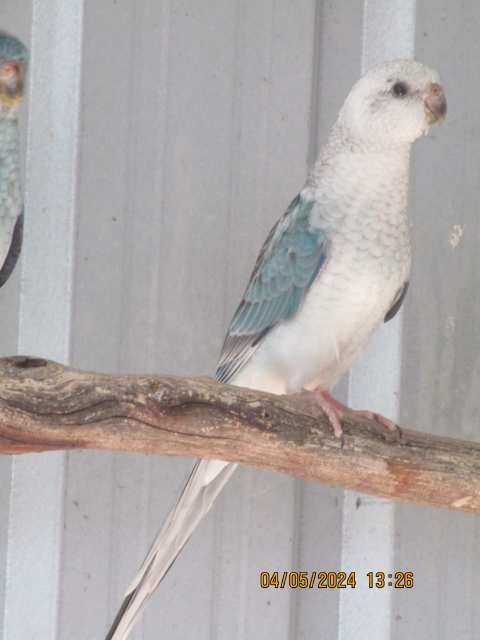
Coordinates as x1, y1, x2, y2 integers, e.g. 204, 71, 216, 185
337, 59, 446, 149
0, 32, 28, 118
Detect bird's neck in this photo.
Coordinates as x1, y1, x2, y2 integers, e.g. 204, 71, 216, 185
306, 129, 411, 220
0, 118, 21, 208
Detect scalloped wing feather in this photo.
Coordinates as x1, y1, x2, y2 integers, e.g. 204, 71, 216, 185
216, 194, 328, 383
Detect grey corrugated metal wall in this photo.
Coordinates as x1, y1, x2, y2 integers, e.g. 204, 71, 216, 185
0, 1, 477, 639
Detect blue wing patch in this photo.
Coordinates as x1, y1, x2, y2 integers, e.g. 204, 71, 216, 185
216, 194, 328, 383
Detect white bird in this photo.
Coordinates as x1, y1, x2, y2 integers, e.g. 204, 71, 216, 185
106, 59, 446, 639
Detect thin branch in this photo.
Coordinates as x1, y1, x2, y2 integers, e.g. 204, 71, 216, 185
0, 356, 478, 513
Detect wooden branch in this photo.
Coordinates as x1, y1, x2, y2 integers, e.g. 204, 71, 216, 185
0, 356, 478, 513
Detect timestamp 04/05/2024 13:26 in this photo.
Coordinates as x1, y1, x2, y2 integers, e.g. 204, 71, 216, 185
259, 571, 414, 590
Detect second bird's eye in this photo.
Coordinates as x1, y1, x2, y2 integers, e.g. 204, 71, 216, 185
392, 81, 408, 97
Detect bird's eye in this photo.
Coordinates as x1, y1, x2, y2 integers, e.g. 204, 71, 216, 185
392, 81, 408, 97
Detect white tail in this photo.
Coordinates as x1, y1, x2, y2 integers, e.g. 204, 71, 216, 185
105, 459, 238, 640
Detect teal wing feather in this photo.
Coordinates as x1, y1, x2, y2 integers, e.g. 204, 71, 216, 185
216, 194, 328, 383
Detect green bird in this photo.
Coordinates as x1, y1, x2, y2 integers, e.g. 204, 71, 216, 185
0, 31, 28, 287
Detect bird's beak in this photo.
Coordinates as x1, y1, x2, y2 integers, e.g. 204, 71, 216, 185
0, 61, 25, 103
424, 82, 447, 125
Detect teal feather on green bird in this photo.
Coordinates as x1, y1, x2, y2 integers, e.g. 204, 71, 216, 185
0, 31, 28, 287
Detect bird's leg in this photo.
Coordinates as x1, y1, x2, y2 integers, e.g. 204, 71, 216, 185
294, 389, 397, 439
291, 389, 344, 438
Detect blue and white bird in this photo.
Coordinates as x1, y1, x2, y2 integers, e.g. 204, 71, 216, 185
0, 32, 27, 288
107, 59, 446, 639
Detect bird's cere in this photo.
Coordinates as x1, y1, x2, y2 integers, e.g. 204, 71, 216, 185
424, 82, 447, 124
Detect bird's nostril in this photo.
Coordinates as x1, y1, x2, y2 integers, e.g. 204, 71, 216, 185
424, 82, 447, 122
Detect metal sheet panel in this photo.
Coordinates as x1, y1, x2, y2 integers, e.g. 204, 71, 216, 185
0, 6, 32, 637
340, 2, 416, 639
394, 3, 480, 639
59, 2, 346, 638
0, 2, 82, 639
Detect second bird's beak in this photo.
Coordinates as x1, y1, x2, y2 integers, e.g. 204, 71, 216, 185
424, 82, 447, 125
0, 61, 25, 102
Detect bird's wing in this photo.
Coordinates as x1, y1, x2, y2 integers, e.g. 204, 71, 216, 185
106, 459, 238, 640
0, 209, 23, 288
384, 281, 409, 322
216, 193, 329, 383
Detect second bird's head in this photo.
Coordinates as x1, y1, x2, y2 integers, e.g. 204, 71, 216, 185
337, 59, 447, 149
0, 31, 28, 118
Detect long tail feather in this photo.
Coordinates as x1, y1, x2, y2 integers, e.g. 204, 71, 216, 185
105, 459, 238, 640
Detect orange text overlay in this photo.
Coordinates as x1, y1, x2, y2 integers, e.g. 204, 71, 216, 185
259, 571, 414, 590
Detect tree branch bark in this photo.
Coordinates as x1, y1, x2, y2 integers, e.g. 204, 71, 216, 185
0, 356, 478, 513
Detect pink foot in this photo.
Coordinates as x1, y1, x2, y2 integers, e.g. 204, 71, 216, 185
294, 390, 398, 439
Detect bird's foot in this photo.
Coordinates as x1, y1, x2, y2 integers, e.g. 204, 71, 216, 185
292, 389, 344, 438
293, 389, 399, 440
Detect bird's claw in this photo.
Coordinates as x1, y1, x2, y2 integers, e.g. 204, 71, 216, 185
292, 389, 400, 441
